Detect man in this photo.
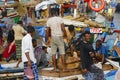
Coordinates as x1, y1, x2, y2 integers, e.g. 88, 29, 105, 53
22, 26, 39, 80
78, 31, 104, 80
13, 21, 26, 60
95, 39, 108, 64
46, 10, 67, 71
13, 21, 26, 67
36, 46, 49, 68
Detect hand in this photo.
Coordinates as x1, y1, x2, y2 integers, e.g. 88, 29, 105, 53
81, 69, 88, 75
27, 61, 32, 67
47, 38, 51, 45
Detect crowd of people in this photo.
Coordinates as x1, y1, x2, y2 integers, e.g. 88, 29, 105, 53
0, 0, 119, 80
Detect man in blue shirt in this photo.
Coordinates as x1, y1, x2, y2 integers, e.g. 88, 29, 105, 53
95, 40, 108, 64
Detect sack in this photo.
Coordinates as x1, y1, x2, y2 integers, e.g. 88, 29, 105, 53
24, 67, 34, 79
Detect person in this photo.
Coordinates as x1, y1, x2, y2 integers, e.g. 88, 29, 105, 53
13, 21, 27, 60
3, 30, 16, 62
37, 46, 49, 68
32, 38, 42, 67
78, 31, 104, 80
22, 26, 39, 80
95, 39, 108, 64
64, 25, 75, 51
1, 7, 13, 31
46, 9, 67, 71
73, 27, 85, 51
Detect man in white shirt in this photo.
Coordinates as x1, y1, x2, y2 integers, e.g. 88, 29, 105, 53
46, 9, 67, 72
22, 26, 39, 80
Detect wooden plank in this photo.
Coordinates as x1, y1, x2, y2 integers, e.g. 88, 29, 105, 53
59, 69, 81, 77
65, 76, 78, 80
40, 70, 60, 77
39, 69, 81, 77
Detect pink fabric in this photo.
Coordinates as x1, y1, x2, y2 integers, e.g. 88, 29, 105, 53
24, 67, 34, 79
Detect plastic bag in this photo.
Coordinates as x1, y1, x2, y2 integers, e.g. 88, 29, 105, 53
24, 67, 34, 79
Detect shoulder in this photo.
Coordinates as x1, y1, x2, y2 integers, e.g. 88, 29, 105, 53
57, 17, 63, 20
47, 17, 52, 23
78, 41, 85, 47
23, 34, 31, 39
48, 17, 53, 20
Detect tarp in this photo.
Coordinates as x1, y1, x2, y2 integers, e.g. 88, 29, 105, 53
34, 26, 46, 37
105, 70, 117, 80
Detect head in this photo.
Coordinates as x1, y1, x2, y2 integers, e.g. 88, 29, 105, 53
17, 21, 23, 26
83, 31, 91, 42
68, 25, 74, 32
50, 9, 58, 17
27, 26, 35, 37
96, 40, 102, 48
81, 27, 85, 33
32, 39, 37, 48
42, 46, 47, 53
